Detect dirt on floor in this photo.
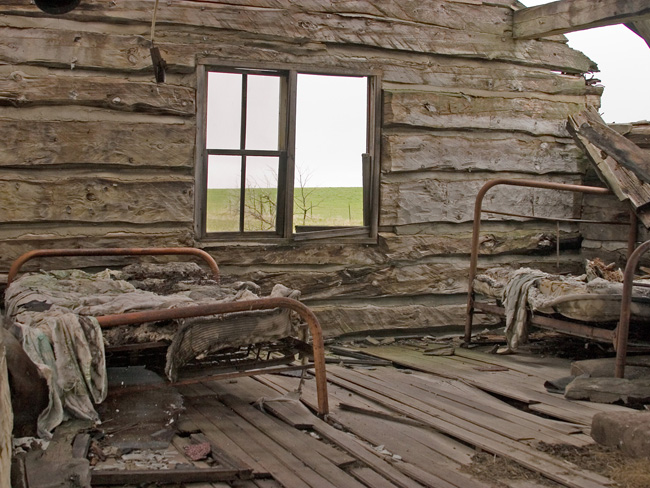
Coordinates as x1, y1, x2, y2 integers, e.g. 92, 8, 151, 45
463, 442, 650, 488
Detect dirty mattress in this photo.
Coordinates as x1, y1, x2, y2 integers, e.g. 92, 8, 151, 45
3, 263, 300, 438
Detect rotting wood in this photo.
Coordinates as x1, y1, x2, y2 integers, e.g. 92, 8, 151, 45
0, 2, 595, 73
181, 387, 343, 488
361, 346, 629, 424
0, 71, 195, 115
91, 468, 249, 485
349, 467, 402, 488
330, 366, 581, 447
627, 18, 650, 48
0, 119, 195, 168
204, 378, 357, 468
323, 367, 613, 488
179, 402, 268, 475
381, 131, 588, 175
568, 109, 650, 227
513, 0, 650, 39
383, 90, 590, 137
217, 394, 368, 488
0, 170, 193, 225
380, 173, 581, 226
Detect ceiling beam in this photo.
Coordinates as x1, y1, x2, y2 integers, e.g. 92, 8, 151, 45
513, 0, 650, 40
626, 19, 650, 48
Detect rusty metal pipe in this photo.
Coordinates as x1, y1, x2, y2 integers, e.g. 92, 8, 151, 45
96, 296, 329, 416
465, 178, 612, 344
615, 239, 650, 378
6, 247, 220, 286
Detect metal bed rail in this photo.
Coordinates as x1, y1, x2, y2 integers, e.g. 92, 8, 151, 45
6, 247, 220, 285
465, 178, 642, 379
96, 296, 329, 415
6, 247, 328, 414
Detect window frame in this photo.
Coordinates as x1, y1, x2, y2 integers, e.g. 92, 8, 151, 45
195, 59, 381, 243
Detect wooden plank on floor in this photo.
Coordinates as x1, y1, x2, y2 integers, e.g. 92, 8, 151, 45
362, 368, 591, 446
205, 379, 357, 468
333, 367, 574, 446
330, 409, 490, 488
252, 378, 427, 488
349, 466, 402, 488
452, 347, 572, 380
216, 393, 366, 488
321, 367, 614, 488
361, 346, 610, 425
180, 402, 267, 474
181, 384, 342, 488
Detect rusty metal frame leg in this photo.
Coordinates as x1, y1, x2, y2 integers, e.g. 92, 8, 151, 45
96, 297, 329, 416
616, 239, 650, 378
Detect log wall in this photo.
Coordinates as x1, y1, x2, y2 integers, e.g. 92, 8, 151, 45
0, 0, 605, 335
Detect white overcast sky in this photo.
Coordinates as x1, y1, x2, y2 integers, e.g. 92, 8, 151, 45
523, 0, 650, 123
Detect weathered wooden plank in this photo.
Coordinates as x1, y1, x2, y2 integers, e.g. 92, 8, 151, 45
0, 223, 194, 271
203, 241, 385, 267
610, 121, 650, 148
311, 303, 493, 336
380, 173, 582, 226
382, 131, 587, 175
349, 467, 401, 488
513, 0, 650, 39
340, 367, 583, 447
8, 0, 514, 36
0, 4, 595, 74
91, 468, 247, 485
568, 109, 650, 227
225, 253, 581, 300
380, 225, 581, 259
0, 170, 194, 224
0, 69, 195, 115
384, 90, 591, 137
0, 118, 195, 168
361, 346, 616, 425
179, 402, 268, 475
324, 366, 613, 488
627, 18, 650, 48
182, 389, 341, 488
205, 378, 357, 469
217, 394, 368, 488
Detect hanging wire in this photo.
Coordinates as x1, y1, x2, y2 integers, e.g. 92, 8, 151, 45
151, 0, 160, 44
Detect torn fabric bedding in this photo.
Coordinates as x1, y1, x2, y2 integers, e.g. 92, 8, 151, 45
473, 263, 650, 351
3, 265, 300, 438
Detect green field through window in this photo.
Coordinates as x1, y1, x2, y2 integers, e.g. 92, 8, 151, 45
206, 187, 363, 233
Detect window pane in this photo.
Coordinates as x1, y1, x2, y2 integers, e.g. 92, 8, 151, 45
206, 155, 241, 232
206, 72, 242, 150
244, 156, 279, 231
245, 75, 281, 150
295, 74, 367, 229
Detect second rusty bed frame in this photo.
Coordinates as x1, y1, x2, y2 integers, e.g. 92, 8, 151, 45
7, 247, 329, 415
464, 178, 647, 379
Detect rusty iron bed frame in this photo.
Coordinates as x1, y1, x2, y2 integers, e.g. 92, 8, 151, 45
6, 247, 329, 415
464, 178, 645, 379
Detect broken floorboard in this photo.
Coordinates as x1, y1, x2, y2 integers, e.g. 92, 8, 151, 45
361, 344, 631, 426
82, 344, 633, 487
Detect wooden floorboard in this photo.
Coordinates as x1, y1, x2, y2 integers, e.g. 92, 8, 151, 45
82, 344, 633, 488
361, 345, 622, 425
181, 384, 342, 488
